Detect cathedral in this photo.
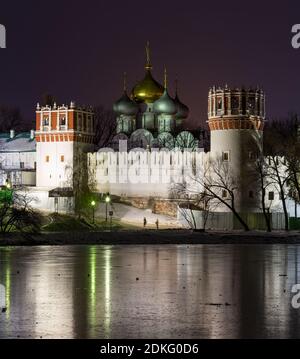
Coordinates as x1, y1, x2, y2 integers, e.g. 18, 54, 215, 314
0, 44, 295, 230
111, 42, 197, 151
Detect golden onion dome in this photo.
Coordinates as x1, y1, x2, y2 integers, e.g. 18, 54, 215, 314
132, 70, 164, 103
131, 41, 164, 104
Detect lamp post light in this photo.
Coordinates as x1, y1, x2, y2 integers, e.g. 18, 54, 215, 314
5, 180, 11, 204
105, 194, 111, 222
91, 200, 96, 224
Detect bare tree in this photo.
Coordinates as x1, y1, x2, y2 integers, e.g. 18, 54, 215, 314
40, 93, 56, 107
173, 157, 250, 231
0, 106, 23, 132
93, 106, 117, 148
264, 123, 293, 231
281, 127, 300, 217
253, 156, 274, 231
201, 157, 250, 231
266, 155, 290, 231
0, 187, 42, 234
178, 202, 198, 230
195, 127, 211, 152
174, 181, 213, 231
64, 150, 87, 219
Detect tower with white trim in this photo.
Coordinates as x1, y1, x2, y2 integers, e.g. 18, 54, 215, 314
35, 102, 94, 189
207, 86, 266, 212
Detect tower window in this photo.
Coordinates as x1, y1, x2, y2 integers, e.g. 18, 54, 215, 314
222, 190, 228, 198
268, 191, 274, 201
222, 151, 230, 162
231, 96, 239, 109
20, 162, 24, 169
217, 98, 222, 110
43, 117, 49, 126
60, 117, 66, 126
61, 155, 65, 163
46, 156, 50, 163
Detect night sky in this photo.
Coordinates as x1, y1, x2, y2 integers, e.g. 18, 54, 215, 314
0, 0, 299, 127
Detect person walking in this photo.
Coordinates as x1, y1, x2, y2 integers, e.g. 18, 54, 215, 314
143, 217, 147, 228
155, 219, 159, 230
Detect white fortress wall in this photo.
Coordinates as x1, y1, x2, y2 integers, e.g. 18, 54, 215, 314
88, 146, 207, 198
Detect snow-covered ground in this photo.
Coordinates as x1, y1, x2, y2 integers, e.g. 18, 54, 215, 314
96, 203, 181, 228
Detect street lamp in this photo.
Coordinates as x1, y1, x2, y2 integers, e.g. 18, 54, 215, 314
4, 180, 11, 204
91, 200, 96, 224
105, 194, 111, 222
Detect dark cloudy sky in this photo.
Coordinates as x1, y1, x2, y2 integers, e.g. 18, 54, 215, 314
0, 0, 299, 127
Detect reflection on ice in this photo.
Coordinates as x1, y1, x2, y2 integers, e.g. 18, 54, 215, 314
1, 244, 300, 338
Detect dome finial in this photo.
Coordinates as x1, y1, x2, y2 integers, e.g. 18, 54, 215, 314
175, 77, 179, 96
164, 66, 168, 89
145, 41, 152, 70
173, 78, 189, 120
123, 71, 127, 92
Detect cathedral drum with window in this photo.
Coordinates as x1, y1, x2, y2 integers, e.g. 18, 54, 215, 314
207, 86, 266, 212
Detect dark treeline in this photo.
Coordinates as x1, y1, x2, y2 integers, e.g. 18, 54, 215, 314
0, 105, 33, 133
0, 94, 57, 133
263, 113, 299, 155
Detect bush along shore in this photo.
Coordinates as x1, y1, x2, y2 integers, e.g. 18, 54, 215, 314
1, 213, 300, 246
1, 229, 300, 246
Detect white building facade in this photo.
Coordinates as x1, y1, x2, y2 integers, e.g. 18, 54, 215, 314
0, 130, 36, 187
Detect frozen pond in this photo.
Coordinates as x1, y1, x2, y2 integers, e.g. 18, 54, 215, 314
0, 244, 300, 338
